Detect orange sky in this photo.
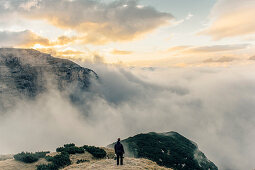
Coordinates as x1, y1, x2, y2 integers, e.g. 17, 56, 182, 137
0, 0, 255, 66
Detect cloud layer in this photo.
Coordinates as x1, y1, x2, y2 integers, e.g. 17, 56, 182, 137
0, 30, 49, 47
203, 56, 235, 63
0, 0, 173, 44
201, 0, 255, 39
1, 62, 255, 170
0, 30, 77, 47
168, 44, 248, 54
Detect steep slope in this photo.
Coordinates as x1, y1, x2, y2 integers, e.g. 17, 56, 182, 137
109, 132, 218, 170
0, 48, 96, 110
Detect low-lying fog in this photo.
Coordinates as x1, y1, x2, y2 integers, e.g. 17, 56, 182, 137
1, 62, 255, 170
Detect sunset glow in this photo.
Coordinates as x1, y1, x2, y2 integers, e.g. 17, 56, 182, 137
0, 0, 254, 66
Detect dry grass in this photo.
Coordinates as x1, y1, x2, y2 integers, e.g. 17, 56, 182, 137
0, 157, 48, 170
0, 154, 13, 161
64, 157, 172, 170
64, 148, 172, 170
0, 148, 172, 170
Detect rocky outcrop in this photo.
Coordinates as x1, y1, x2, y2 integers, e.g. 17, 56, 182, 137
109, 131, 218, 170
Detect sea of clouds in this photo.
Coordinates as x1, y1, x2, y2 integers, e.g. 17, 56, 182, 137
0, 62, 255, 170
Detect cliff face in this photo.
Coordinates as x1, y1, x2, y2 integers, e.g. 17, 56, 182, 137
0, 48, 97, 110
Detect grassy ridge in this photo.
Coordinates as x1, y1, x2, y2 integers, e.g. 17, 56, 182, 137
13, 143, 106, 170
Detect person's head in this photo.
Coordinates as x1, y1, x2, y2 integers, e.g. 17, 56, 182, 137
117, 138, 120, 142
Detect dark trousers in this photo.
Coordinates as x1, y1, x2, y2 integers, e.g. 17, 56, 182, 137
117, 154, 123, 165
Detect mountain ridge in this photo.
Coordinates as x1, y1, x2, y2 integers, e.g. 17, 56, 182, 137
108, 131, 218, 170
0, 145, 172, 170
0, 48, 97, 110
0, 131, 217, 170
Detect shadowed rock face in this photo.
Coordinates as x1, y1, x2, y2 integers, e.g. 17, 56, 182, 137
0, 48, 97, 109
109, 132, 218, 170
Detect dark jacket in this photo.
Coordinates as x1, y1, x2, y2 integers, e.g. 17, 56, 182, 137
114, 141, 124, 155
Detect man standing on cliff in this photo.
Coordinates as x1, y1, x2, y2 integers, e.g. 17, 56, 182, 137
114, 138, 125, 165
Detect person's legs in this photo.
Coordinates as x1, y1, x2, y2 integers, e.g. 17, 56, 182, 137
120, 154, 123, 165
117, 154, 120, 165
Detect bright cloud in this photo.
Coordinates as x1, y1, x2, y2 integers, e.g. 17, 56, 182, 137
0, 30, 50, 47
201, 0, 255, 39
168, 44, 249, 54
185, 44, 249, 53
0, 0, 173, 44
0, 30, 76, 48
203, 56, 235, 63
0, 0, 254, 65
111, 49, 133, 55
